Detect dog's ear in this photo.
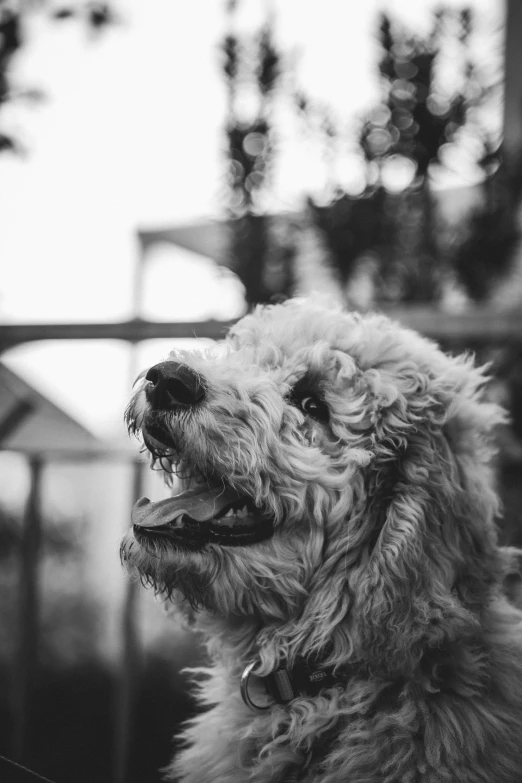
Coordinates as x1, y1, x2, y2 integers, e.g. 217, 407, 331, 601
353, 355, 505, 674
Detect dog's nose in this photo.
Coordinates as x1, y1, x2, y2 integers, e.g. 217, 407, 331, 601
145, 361, 205, 410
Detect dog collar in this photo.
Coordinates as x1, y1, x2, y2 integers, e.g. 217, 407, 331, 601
240, 656, 350, 713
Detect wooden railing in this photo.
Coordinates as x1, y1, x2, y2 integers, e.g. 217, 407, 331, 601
1, 308, 522, 353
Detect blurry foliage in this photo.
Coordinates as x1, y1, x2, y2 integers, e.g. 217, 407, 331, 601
220, 5, 520, 309
309, 186, 442, 304
0, 653, 198, 783
0, 498, 201, 781
221, 7, 295, 305
0, 504, 101, 666
360, 11, 477, 177
452, 161, 522, 301
53, 2, 116, 29
0, 497, 204, 780
0, 0, 114, 155
0, 1, 22, 153
306, 8, 519, 306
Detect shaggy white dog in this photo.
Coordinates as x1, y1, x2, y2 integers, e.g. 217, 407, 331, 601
122, 300, 522, 783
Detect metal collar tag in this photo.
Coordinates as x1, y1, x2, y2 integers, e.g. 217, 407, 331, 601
240, 661, 271, 713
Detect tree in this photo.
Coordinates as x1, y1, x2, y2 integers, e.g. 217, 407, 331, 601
306, 8, 518, 305
0, 3, 22, 153
221, 6, 294, 305
0, 1, 115, 156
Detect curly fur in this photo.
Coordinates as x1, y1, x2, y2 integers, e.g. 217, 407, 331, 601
122, 300, 522, 783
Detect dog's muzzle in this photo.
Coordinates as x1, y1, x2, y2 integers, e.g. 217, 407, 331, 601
130, 361, 275, 548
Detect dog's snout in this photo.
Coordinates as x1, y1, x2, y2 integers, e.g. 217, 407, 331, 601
145, 361, 205, 410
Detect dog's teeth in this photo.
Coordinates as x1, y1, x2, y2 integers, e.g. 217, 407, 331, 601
236, 507, 248, 518
224, 508, 235, 517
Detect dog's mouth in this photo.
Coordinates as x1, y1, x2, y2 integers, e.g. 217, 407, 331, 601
132, 422, 274, 548
142, 423, 178, 452
132, 483, 273, 547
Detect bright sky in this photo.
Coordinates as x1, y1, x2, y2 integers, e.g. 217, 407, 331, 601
0, 0, 504, 437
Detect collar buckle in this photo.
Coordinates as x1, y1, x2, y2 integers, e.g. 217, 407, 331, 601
241, 655, 350, 714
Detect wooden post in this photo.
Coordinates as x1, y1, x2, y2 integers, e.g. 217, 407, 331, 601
13, 456, 43, 764
503, 0, 522, 166
113, 458, 144, 783
113, 194, 149, 783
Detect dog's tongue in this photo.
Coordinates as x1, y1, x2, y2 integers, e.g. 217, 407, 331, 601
132, 484, 242, 529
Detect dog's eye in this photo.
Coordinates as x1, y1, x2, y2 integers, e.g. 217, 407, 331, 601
288, 378, 330, 424
298, 395, 329, 423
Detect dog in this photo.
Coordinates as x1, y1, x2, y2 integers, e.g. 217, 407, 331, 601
122, 299, 522, 783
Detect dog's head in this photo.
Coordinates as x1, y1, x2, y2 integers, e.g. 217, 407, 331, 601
122, 300, 505, 673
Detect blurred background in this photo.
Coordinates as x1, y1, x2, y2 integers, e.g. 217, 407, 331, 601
1, 0, 521, 780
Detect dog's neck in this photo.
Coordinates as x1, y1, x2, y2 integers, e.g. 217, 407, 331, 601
194, 608, 356, 679
191, 610, 361, 713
